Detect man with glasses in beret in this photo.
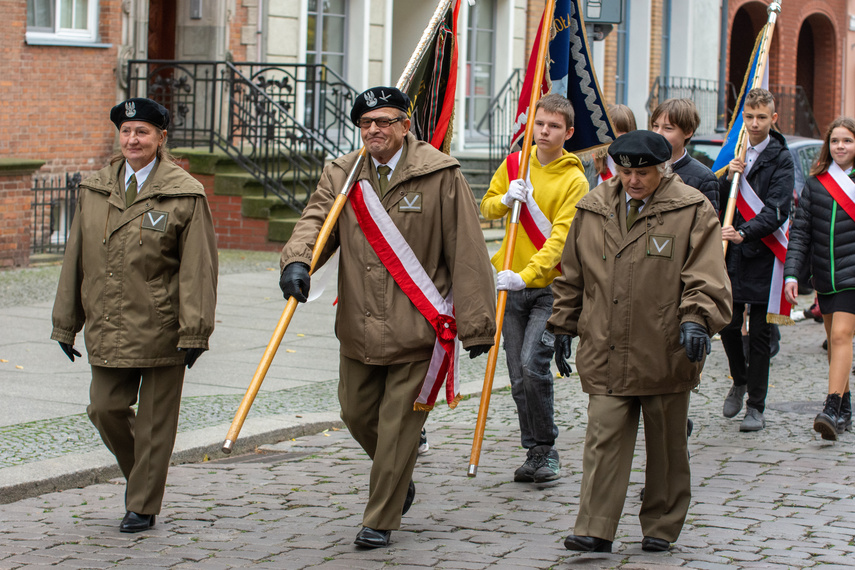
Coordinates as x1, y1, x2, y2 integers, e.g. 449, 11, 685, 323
279, 87, 496, 548
548, 130, 732, 553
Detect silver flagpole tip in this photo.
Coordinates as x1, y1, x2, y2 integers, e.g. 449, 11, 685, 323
468, 464, 478, 477
222, 440, 234, 454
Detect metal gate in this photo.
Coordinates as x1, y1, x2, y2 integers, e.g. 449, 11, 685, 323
31, 172, 80, 255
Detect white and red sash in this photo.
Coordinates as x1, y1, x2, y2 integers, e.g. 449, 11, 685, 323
505, 151, 560, 271
735, 175, 793, 324
348, 180, 460, 411
817, 161, 855, 222
596, 155, 616, 186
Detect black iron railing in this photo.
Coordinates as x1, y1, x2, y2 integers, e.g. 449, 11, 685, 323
127, 60, 360, 212
646, 76, 728, 136
770, 84, 821, 139
474, 68, 524, 176
31, 172, 80, 255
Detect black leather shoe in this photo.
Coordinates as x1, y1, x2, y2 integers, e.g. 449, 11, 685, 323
641, 536, 670, 552
354, 526, 391, 548
402, 480, 415, 515
120, 511, 155, 533
564, 534, 612, 552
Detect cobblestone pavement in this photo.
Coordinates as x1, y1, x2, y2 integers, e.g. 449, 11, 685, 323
2, 300, 855, 568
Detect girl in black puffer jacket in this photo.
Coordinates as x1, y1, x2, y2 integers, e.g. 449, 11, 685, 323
784, 116, 855, 441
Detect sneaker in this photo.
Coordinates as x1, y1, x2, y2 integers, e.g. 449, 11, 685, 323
723, 384, 748, 418
513, 446, 547, 482
418, 428, 429, 455
533, 447, 561, 483
739, 407, 765, 432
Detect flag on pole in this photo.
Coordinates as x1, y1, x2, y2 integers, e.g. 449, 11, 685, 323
712, 24, 771, 175
510, 0, 615, 154
406, 0, 461, 154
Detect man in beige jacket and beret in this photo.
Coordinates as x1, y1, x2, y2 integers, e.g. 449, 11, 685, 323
279, 86, 496, 549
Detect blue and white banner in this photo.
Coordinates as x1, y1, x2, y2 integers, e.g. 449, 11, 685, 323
712, 24, 770, 174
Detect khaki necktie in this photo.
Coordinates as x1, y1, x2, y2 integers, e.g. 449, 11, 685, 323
377, 165, 391, 196
626, 198, 644, 231
126, 174, 138, 208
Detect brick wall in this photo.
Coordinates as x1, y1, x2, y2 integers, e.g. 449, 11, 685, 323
727, 0, 847, 134
229, 0, 256, 62
649, 0, 663, 103
0, 164, 44, 268
175, 159, 281, 252
2, 1, 122, 174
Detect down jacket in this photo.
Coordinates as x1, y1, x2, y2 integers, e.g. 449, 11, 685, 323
718, 130, 794, 304
280, 132, 497, 365
51, 159, 218, 368
548, 174, 733, 396
785, 170, 855, 294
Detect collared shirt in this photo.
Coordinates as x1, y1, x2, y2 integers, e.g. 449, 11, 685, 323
624, 191, 650, 215
124, 158, 157, 192
744, 135, 770, 177
371, 146, 404, 182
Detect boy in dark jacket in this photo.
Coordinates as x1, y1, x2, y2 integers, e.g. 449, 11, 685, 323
719, 88, 795, 432
651, 98, 720, 213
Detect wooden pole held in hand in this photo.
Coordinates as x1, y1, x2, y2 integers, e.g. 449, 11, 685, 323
468, 0, 557, 477
721, 1, 782, 256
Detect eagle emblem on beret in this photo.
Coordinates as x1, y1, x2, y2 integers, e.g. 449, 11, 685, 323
620, 155, 631, 168
365, 91, 378, 107
125, 101, 137, 118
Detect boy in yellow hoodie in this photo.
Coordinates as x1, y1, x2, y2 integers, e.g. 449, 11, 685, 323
480, 93, 588, 482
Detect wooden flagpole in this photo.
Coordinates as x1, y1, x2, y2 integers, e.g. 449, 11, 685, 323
721, 0, 782, 255
467, 0, 557, 477
222, 0, 456, 454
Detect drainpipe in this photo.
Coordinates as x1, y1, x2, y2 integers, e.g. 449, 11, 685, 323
716, 0, 728, 132
256, 0, 264, 62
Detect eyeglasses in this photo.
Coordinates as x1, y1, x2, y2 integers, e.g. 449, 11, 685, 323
357, 116, 405, 129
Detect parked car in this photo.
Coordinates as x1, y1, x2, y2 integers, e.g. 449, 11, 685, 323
687, 133, 823, 206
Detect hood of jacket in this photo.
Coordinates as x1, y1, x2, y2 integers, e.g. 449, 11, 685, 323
81, 159, 206, 200
329, 132, 459, 186
578, 171, 706, 219
532, 147, 585, 176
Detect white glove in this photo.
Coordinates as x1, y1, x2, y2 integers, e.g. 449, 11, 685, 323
497, 270, 526, 291
501, 179, 530, 207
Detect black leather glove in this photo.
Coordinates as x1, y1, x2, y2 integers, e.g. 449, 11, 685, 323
679, 322, 711, 363
182, 347, 206, 369
466, 344, 492, 359
279, 262, 311, 303
554, 334, 573, 377
58, 342, 82, 362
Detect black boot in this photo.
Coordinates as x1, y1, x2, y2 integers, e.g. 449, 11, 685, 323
814, 393, 843, 441
837, 391, 852, 434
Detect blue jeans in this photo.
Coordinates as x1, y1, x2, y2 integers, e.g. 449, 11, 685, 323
502, 287, 559, 449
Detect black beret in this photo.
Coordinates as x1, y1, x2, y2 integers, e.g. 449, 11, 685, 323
110, 98, 170, 130
608, 130, 672, 168
350, 87, 410, 125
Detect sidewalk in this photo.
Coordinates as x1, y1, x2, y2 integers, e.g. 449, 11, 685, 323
2, 236, 855, 568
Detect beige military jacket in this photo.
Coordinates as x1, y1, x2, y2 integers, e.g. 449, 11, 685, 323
281, 133, 496, 365
52, 159, 218, 368
548, 173, 733, 395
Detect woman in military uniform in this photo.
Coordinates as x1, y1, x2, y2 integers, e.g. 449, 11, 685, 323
51, 98, 218, 533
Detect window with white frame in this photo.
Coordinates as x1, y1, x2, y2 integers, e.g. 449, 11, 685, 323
26, 0, 100, 45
